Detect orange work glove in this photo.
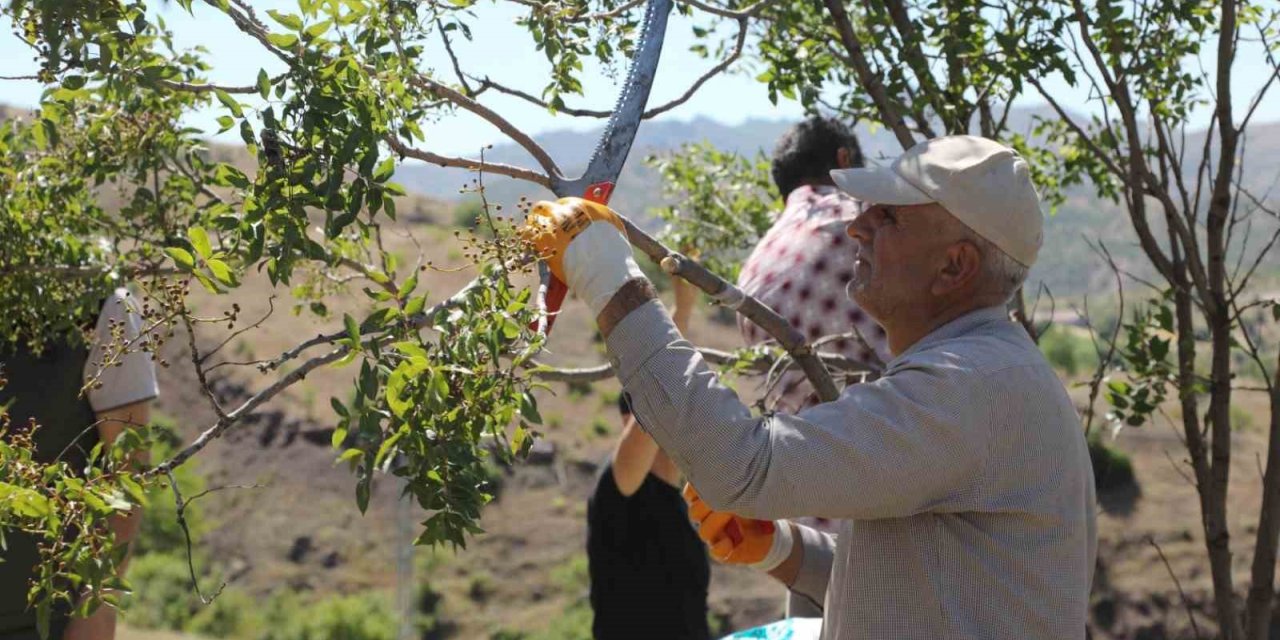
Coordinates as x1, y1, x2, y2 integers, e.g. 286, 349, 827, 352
683, 483, 794, 570
520, 197, 644, 317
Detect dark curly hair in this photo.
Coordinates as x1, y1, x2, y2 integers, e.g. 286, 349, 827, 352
770, 116, 863, 196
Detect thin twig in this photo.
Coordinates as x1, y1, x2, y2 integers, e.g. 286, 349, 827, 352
200, 296, 276, 366
1146, 535, 1204, 640
166, 469, 227, 605
472, 16, 749, 121
436, 19, 474, 97
1081, 239, 1124, 438
182, 314, 228, 421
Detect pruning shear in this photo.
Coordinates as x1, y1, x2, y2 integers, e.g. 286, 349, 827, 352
530, 0, 675, 335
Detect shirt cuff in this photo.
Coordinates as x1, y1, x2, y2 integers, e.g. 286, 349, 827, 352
788, 523, 834, 610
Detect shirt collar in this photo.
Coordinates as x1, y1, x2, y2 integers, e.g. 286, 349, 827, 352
885, 305, 1011, 368
784, 184, 841, 210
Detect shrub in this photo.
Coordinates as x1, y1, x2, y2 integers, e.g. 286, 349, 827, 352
259, 591, 399, 640
186, 587, 259, 637
1039, 325, 1098, 377
452, 199, 486, 229
588, 418, 612, 438
528, 600, 592, 640
122, 552, 200, 631
550, 554, 590, 594
1088, 435, 1135, 493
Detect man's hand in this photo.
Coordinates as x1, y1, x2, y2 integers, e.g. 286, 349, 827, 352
521, 197, 646, 316
683, 483, 793, 570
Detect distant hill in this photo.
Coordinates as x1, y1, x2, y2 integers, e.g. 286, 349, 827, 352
396, 109, 1280, 299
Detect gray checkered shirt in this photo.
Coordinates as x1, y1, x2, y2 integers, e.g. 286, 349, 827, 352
605, 301, 1097, 639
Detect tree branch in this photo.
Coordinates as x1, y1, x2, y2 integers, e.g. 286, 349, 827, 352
386, 135, 552, 187
405, 76, 562, 179
628, 226, 841, 402
1146, 535, 1204, 640
471, 16, 748, 121
436, 19, 475, 97
527, 344, 866, 383
821, 0, 918, 150
878, 0, 948, 135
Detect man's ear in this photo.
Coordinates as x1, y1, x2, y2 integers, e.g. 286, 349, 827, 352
932, 241, 983, 296
836, 147, 852, 170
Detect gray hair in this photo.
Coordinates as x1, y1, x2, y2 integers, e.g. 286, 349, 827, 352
960, 228, 1029, 302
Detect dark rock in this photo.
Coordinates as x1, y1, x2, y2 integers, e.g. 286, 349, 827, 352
287, 536, 313, 563
321, 551, 341, 568
1132, 622, 1166, 640
1093, 597, 1117, 630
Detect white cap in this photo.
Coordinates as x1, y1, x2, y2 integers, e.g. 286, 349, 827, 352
830, 135, 1044, 267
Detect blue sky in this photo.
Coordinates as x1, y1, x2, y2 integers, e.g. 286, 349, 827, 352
1, 1, 1275, 157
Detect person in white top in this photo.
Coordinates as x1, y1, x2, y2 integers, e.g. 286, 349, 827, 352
0, 287, 159, 640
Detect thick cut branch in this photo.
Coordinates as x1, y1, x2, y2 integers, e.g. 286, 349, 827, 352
622, 222, 841, 402
528, 345, 867, 383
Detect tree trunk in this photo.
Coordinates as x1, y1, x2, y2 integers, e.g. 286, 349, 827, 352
1245, 347, 1280, 639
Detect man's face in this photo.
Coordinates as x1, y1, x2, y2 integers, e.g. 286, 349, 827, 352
844, 202, 956, 323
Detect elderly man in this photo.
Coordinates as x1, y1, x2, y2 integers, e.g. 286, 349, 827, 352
524, 135, 1096, 639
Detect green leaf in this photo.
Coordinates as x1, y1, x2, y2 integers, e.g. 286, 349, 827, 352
268, 33, 299, 48
375, 430, 404, 466
206, 259, 235, 285
257, 69, 271, 100
344, 313, 360, 343
335, 448, 363, 464
119, 476, 147, 505
188, 226, 212, 259
501, 318, 520, 340
164, 247, 196, 270
512, 425, 528, 456
404, 295, 426, 317
355, 476, 371, 514
193, 271, 221, 294
214, 89, 243, 118
330, 397, 349, 418
0, 482, 52, 518
331, 426, 348, 449
393, 341, 429, 361
519, 391, 542, 425
305, 20, 332, 38
386, 368, 410, 418
373, 157, 395, 183
266, 9, 303, 30
399, 273, 418, 299
331, 350, 359, 368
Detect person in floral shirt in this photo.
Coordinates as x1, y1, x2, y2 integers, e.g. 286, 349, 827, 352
737, 116, 890, 414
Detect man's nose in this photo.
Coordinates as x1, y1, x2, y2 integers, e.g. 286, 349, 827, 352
846, 215, 872, 242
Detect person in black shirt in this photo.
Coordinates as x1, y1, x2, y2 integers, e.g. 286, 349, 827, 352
586, 277, 710, 640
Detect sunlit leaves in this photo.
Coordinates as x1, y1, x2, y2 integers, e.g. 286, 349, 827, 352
1104, 293, 1178, 430
647, 143, 778, 281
